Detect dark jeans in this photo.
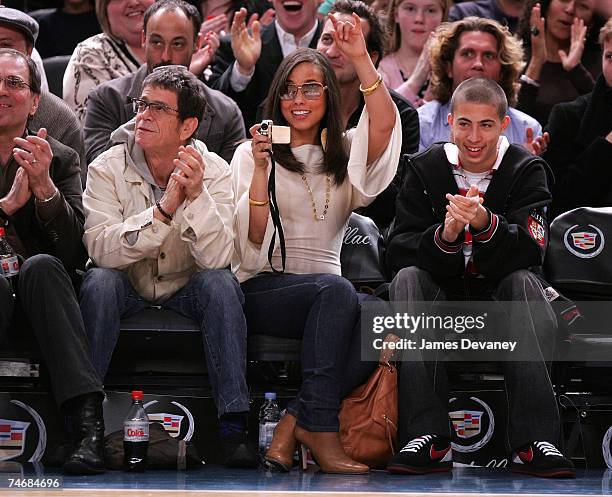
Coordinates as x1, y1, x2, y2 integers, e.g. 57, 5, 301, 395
389, 267, 561, 450
0, 254, 102, 406
79, 268, 250, 416
242, 272, 374, 432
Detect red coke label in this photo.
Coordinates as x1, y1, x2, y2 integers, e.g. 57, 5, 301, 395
0, 256, 19, 277
124, 420, 149, 442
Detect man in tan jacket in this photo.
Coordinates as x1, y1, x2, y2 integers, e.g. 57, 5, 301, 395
79, 66, 257, 468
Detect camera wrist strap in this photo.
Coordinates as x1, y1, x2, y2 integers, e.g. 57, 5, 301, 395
266, 151, 286, 273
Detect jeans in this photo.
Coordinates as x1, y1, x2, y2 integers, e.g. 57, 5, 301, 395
79, 268, 250, 416
390, 267, 561, 450
0, 254, 102, 406
242, 272, 362, 431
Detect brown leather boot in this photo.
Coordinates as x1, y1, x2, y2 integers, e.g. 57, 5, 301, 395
294, 426, 369, 474
264, 413, 297, 472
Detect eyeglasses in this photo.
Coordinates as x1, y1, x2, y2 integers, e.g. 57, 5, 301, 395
280, 82, 327, 101
131, 97, 179, 117
0, 76, 31, 92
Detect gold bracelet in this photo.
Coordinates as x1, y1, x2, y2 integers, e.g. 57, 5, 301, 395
359, 73, 383, 97
249, 197, 269, 207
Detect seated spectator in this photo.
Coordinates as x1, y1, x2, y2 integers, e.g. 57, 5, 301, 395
385, 78, 574, 479
449, 0, 526, 34
63, 0, 156, 123
84, 0, 245, 165
79, 66, 257, 469
517, 0, 603, 126
418, 17, 547, 155
198, 0, 274, 40
317, 0, 420, 229
378, 0, 450, 106
0, 7, 86, 185
30, 0, 101, 59
208, 0, 323, 130
0, 48, 104, 475
545, 17, 612, 218
231, 28, 401, 472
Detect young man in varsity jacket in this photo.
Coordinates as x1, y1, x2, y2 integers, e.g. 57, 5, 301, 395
384, 78, 574, 478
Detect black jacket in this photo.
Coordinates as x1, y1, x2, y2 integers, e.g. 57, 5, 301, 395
544, 75, 612, 219
84, 64, 246, 165
207, 21, 323, 131
353, 89, 420, 229
385, 144, 552, 285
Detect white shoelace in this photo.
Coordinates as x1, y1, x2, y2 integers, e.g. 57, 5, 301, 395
400, 434, 434, 453
534, 441, 563, 457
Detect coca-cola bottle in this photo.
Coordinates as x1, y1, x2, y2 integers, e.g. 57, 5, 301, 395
123, 390, 149, 471
0, 227, 19, 295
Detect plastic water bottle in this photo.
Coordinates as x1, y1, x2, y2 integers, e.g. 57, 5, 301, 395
123, 390, 149, 471
259, 392, 280, 456
0, 227, 19, 295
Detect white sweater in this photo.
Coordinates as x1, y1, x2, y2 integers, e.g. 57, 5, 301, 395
231, 107, 402, 282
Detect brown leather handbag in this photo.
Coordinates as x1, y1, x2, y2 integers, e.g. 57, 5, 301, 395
338, 360, 398, 469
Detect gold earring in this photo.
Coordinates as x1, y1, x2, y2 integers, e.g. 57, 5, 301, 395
320, 128, 328, 151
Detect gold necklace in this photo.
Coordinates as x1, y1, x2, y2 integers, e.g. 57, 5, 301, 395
301, 173, 331, 220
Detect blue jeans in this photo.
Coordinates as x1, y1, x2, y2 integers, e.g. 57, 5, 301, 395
242, 272, 361, 431
79, 268, 250, 416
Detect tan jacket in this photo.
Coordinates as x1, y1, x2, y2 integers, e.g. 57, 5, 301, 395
83, 138, 234, 303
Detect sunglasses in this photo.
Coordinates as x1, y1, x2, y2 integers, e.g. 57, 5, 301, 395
280, 82, 327, 101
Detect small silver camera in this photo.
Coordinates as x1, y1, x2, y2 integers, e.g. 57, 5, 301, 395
258, 120, 291, 144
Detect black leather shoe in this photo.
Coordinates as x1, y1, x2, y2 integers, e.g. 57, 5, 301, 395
62, 393, 106, 475
221, 431, 260, 469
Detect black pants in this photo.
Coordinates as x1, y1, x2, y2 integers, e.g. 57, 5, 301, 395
0, 254, 102, 406
389, 267, 561, 451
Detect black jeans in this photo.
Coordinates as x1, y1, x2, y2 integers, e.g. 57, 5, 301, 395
389, 267, 561, 451
0, 254, 102, 406
242, 272, 369, 432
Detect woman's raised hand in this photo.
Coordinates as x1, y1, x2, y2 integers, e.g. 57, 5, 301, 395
328, 12, 368, 61
559, 17, 587, 72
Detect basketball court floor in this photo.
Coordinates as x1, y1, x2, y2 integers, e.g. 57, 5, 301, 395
1, 465, 610, 497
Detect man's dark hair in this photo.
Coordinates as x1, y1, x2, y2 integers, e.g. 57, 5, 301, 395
450, 77, 508, 120
142, 65, 206, 125
0, 48, 41, 95
329, 0, 385, 63
143, 0, 202, 43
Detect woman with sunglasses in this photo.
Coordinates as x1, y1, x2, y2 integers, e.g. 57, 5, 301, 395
230, 14, 401, 474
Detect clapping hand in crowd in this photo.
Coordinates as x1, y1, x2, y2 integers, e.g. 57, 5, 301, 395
12, 128, 57, 202
524, 128, 550, 156
190, 31, 221, 77
231, 7, 263, 76
442, 185, 486, 242
558, 17, 588, 72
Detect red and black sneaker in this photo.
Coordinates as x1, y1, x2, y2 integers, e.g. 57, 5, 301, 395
511, 441, 575, 478
387, 434, 452, 475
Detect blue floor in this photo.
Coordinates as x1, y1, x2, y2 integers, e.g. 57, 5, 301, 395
15, 465, 612, 495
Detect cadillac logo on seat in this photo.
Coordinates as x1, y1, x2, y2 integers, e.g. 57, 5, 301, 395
564, 224, 605, 258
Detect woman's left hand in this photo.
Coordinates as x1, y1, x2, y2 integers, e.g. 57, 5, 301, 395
559, 17, 587, 72
328, 12, 368, 61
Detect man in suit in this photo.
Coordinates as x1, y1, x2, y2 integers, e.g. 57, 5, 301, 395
207, 0, 322, 130
83, 0, 245, 165
317, 0, 419, 230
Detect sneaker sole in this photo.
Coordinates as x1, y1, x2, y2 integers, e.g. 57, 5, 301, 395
387, 462, 452, 475
511, 465, 576, 479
